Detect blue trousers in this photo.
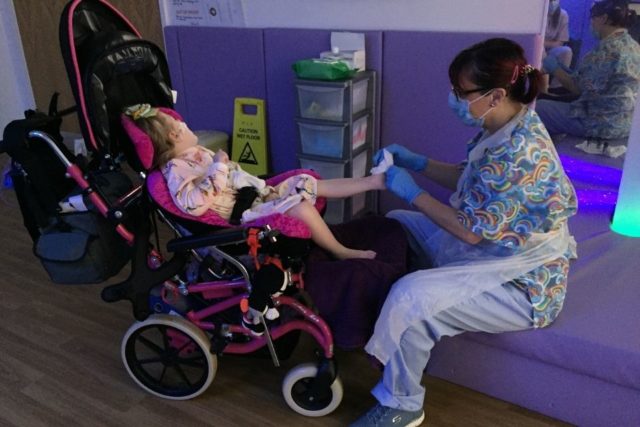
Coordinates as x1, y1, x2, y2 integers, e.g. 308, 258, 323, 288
368, 210, 535, 412
535, 99, 586, 137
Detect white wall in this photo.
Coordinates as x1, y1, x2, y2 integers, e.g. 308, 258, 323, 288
242, 0, 546, 32
0, 0, 35, 131
159, 0, 547, 33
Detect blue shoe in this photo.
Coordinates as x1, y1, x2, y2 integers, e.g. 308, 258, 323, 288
350, 403, 425, 427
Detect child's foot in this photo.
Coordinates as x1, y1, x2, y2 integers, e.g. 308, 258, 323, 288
334, 248, 377, 260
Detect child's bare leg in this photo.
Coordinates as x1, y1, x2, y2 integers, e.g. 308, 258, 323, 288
286, 201, 376, 260
316, 174, 385, 199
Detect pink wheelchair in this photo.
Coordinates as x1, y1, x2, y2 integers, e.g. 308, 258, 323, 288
3, 0, 344, 416
1, 0, 407, 417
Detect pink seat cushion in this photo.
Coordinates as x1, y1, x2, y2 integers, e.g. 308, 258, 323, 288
147, 168, 326, 238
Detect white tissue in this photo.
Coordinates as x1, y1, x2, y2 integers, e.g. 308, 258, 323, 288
370, 149, 394, 174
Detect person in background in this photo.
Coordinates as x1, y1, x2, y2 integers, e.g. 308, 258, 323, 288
350, 38, 577, 427
537, 0, 640, 158
543, 0, 573, 92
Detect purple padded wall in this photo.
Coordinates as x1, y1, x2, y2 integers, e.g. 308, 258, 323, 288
380, 32, 540, 212
263, 29, 383, 172
165, 27, 382, 174
163, 27, 266, 146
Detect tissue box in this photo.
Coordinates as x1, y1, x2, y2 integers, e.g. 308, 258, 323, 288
319, 49, 365, 71
319, 32, 366, 71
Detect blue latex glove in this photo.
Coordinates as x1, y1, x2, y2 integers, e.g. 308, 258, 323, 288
385, 165, 425, 205
542, 55, 559, 74
373, 144, 428, 172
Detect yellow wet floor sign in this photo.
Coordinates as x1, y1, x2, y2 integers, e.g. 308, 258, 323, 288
231, 98, 268, 176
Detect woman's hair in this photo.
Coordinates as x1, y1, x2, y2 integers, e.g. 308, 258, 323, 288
448, 38, 541, 105
550, 2, 561, 29
591, 0, 632, 27
134, 112, 175, 168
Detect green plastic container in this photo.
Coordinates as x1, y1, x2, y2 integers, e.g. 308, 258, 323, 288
292, 58, 357, 81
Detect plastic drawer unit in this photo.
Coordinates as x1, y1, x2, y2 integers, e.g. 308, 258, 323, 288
295, 70, 377, 224
297, 112, 370, 160
296, 76, 369, 121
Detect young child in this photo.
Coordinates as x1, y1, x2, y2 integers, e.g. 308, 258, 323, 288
126, 104, 384, 260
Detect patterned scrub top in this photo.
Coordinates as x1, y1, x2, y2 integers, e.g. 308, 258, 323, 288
570, 30, 640, 139
456, 108, 578, 327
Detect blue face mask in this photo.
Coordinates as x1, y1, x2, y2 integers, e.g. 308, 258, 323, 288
448, 90, 494, 127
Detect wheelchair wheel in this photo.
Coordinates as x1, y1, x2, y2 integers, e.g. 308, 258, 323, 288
282, 363, 343, 417
121, 314, 216, 400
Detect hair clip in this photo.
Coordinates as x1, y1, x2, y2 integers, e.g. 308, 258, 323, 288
510, 64, 535, 85
510, 65, 520, 84
124, 104, 158, 121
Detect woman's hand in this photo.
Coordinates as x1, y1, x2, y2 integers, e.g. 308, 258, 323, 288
385, 166, 425, 205
374, 144, 428, 172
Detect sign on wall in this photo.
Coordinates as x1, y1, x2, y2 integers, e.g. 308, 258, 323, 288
161, 0, 245, 26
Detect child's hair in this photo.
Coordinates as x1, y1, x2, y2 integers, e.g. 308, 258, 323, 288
125, 105, 175, 168
448, 38, 542, 105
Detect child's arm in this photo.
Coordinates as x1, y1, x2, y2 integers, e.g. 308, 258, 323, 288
208, 161, 229, 192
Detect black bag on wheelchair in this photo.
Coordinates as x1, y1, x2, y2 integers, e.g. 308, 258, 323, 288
34, 209, 131, 284
2, 110, 133, 285
1, 110, 76, 241
33, 168, 134, 285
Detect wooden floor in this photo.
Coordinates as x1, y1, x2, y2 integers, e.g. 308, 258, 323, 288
0, 168, 570, 427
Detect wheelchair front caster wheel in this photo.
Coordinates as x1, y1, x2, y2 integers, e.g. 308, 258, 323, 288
282, 363, 343, 417
121, 314, 216, 400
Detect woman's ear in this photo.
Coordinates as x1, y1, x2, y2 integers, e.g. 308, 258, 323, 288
490, 88, 508, 106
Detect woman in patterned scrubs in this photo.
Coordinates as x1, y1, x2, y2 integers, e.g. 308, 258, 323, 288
537, 0, 640, 149
350, 38, 577, 427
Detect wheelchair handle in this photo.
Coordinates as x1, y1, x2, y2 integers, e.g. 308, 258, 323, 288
28, 130, 72, 168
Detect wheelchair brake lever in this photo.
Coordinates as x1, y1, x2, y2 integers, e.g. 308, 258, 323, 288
259, 224, 280, 244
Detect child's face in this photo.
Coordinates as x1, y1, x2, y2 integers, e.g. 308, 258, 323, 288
162, 113, 198, 154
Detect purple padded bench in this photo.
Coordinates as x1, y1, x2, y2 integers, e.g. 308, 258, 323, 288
163, 26, 640, 426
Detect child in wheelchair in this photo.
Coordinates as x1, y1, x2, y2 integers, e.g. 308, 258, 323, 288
126, 103, 385, 261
